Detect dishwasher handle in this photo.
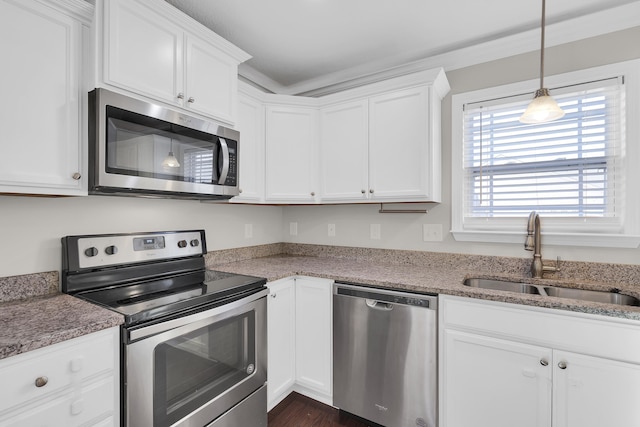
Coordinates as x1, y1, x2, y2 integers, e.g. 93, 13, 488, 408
334, 282, 437, 310
366, 299, 394, 311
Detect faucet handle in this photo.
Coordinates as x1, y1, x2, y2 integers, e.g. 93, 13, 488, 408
543, 256, 561, 274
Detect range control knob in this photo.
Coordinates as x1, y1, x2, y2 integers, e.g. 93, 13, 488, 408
105, 245, 118, 255
177, 240, 188, 248
84, 247, 98, 257
190, 239, 200, 247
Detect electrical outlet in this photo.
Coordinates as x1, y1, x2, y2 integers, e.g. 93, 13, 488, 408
244, 224, 253, 239
370, 224, 381, 240
289, 222, 298, 236
423, 224, 443, 242
328, 223, 336, 237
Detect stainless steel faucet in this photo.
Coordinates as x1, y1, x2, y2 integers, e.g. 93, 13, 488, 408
524, 211, 559, 278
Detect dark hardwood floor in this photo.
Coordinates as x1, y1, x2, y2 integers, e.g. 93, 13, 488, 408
268, 392, 375, 427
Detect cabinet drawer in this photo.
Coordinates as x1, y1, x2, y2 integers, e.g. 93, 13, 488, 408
441, 295, 640, 363
1, 377, 115, 427
0, 329, 116, 412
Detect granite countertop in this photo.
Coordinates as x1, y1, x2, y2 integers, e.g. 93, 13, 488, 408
209, 253, 640, 321
0, 272, 124, 360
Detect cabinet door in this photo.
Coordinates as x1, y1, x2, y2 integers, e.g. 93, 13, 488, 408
185, 34, 238, 124
105, 0, 183, 105
266, 279, 296, 410
553, 350, 640, 427
319, 100, 369, 201
294, 277, 332, 398
265, 106, 318, 202
441, 329, 552, 427
0, 0, 84, 195
231, 93, 265, 203
368, 86, 434, 201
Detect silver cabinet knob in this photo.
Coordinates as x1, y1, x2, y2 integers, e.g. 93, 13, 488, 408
35, 376, 48, 387
558, 361, 568, 370
72, 173, 81, 180
177, 93, 184, 100
311, 192, 315, 197
270, 293, 276, 298
239, 188, 243, 193
540, 359, 549, 366
361, 189, 366, 194
188, 97, 195, 103
369, 189, 374, 194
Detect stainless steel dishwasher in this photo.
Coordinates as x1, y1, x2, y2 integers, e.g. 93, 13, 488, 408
333, 282, 438, 427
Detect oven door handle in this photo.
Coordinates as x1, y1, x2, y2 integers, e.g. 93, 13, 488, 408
127, 288, 268, 342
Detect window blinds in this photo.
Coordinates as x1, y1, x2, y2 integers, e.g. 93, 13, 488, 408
462, 77, 624, 219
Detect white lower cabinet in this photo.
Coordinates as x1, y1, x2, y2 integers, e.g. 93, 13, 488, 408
440, 295, 640, 427
0, 327, 120, 426
294, 277, 332, 400
266, 276, 333, 411
267, 278, 296, 409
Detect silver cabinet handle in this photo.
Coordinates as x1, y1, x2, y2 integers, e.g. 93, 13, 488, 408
540, 359, 549, 366
311, 192, 315, 196
558, 361, 568, 369
177, 93, 184, 100
35, 376, 48, 387
72, 173, 81, 180
369, 189, 374, 193
361, 189, 366, 194
188, 97, 195, 103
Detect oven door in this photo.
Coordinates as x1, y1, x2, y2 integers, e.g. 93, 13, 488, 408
124, 290, 267, 427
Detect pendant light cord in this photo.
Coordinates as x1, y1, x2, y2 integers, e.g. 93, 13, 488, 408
539, 0, 546, 90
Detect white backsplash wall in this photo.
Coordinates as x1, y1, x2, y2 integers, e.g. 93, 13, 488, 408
0, 195, 283, 277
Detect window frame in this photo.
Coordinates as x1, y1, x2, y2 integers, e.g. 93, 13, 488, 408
451, 59, 640, 248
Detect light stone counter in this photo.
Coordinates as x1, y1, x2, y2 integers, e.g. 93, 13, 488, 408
207, 243, 640, 321
0, 272, 124, 360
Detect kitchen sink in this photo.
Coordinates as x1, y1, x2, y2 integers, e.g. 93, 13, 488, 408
463, 278, 640, 306
543, 286, 640, 306
463, 278, 540, 294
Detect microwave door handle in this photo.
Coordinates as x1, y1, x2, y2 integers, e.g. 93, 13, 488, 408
217, 137, 230, 185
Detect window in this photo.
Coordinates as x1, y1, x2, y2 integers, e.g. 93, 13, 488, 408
451, 60, 640, 248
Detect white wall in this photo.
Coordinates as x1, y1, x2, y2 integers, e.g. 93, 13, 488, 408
283, 27, 640, 265
0, 195, 283, 277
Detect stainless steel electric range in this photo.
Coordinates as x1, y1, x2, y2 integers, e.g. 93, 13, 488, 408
61, 230, 267, 427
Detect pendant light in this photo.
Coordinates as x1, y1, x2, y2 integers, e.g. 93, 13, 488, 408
519, 0, 565, 124
162, 139, 181, 168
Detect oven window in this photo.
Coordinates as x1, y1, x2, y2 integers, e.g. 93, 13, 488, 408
153, 311, 255, 427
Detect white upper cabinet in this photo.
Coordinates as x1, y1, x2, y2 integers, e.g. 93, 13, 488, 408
319, 100, 369, 201
233, 68, 449, 205
103, 0, 182, 105
99, 0, 250, 125
232, 86, 266, 203
0, 0, 91, 196
265, 101, 319, 203
319, 69, 449, 203
368, 85, 436, 201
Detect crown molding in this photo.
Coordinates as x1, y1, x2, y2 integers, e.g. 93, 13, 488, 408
239, 2, 640, 97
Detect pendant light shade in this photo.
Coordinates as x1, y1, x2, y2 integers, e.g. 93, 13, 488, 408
519, 88, 565, 124
162, 139, 181, 168
162, 151, 180, 168
519, 0, 565, 124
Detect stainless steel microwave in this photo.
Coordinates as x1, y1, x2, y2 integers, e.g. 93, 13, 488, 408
88, 88, 239, 200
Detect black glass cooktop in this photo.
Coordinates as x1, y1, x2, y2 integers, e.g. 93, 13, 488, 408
75, 270, 266, 325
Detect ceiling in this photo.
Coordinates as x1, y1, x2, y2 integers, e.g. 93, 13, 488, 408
164, 0, 640, 95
